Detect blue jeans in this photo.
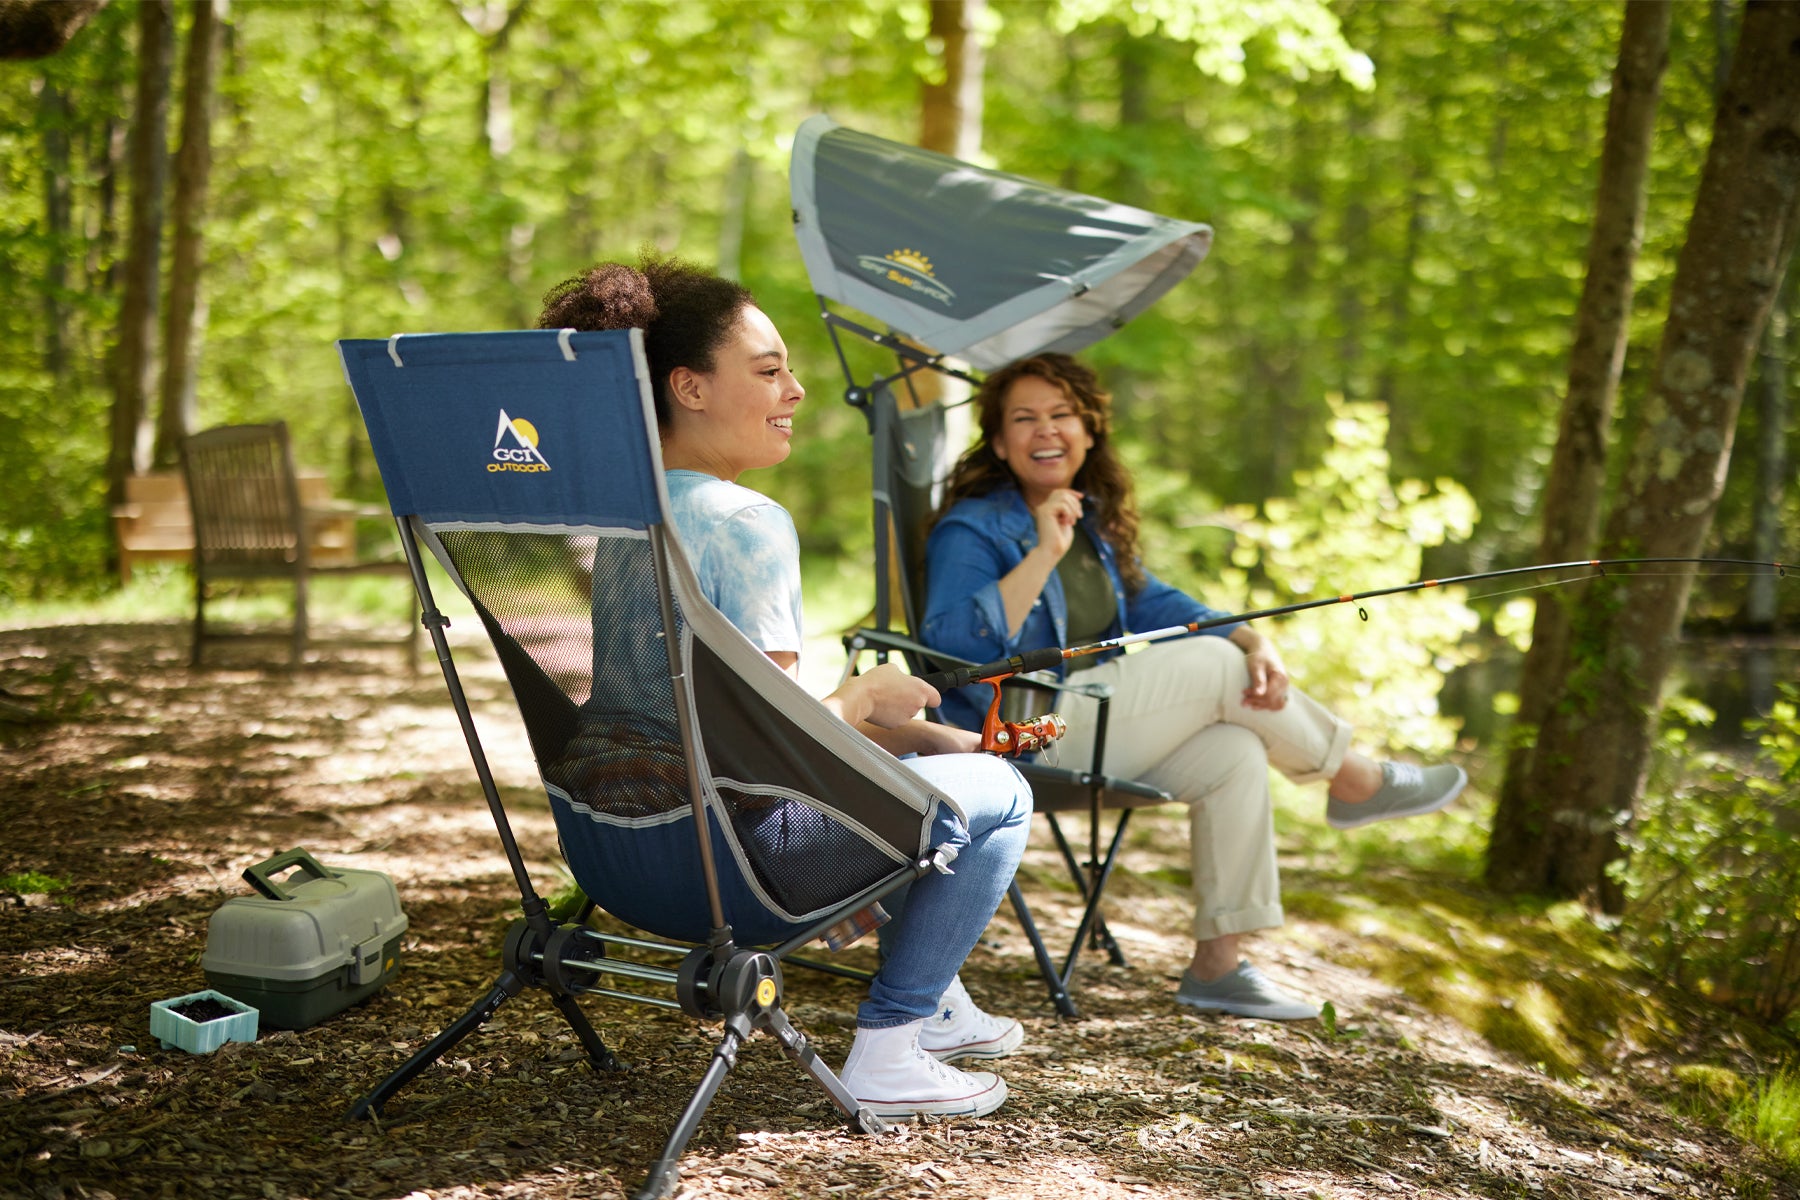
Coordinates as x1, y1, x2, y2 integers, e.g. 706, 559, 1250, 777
859, 753, 1033, 1028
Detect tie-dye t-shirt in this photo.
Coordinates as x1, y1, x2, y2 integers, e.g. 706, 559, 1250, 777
663, 469, 804, 654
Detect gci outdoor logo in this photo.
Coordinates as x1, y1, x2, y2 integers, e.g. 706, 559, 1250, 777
490, 410, 551, 473
854, 247, 955, 307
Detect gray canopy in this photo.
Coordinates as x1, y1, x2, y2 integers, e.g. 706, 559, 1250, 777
789, 115, 1213, 371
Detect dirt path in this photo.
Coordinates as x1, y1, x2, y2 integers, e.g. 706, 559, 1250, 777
0, 623, 1787, 1200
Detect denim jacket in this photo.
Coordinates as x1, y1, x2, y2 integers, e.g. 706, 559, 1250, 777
920, 486, 1242, 732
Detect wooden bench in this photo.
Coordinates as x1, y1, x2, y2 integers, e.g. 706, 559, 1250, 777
112, 471, 369, 584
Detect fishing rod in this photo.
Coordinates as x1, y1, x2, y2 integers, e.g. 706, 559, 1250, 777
915, 557, 1792, 756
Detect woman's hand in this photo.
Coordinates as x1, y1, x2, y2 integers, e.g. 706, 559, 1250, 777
998, 487, 1084, 637
1029, 488, 1083, 563
1230, 628, 1290, 711
824, 661, 941, 729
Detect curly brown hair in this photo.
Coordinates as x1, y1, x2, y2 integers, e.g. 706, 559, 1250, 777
934, 353, 1146, 594
537, 251, 754, 425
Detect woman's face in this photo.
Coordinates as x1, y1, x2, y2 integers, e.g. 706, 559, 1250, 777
992, 373, 1094, 504
677, 305, 804, 481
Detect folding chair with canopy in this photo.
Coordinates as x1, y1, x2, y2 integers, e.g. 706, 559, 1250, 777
337, 327, 970, 1200
790, 114, 1214, 1018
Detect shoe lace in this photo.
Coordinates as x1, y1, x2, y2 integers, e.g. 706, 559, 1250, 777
913, 1041, 963, 1082
1386, 761, 1423, 793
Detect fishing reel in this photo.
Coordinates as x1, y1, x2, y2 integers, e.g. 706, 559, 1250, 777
917, 647, 1075, 759
980, 683, 1067, 757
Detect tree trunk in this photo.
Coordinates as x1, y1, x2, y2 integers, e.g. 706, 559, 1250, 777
0, 0, 108, 58
1490, 0, 1800, 905
894, 0, 986, 626
920, 0, 984, 162
716, 145, 753, 283
1743, 265, 1789, 633
154, 0, 221, 469
1488, 1, 1672, 888
86, 10, 129, 298
40, 76, 72, 381
106, 0, 172, 517
455, 0, 532, 326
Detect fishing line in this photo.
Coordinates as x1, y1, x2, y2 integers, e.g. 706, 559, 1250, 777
914, 556, 1792, 756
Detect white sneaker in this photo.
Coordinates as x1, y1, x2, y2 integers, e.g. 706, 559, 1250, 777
837, 1020, 1009, 1118
918, 975, 1025, 1062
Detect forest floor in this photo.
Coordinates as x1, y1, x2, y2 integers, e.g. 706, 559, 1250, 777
2, 619, 1796, 1200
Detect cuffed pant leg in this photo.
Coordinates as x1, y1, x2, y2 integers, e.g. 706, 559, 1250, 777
1136, 723, 1284, 941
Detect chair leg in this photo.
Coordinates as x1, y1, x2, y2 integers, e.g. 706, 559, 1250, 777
1007, 879, 1079, 1018
1044, 812, 1129, 966
637, 952, 884, 1200
191, 574, 207, 667
763, 1006, 884, 1132
291, 572, 309, 667
637, 1016, 750, 1200
547, 989, 623, 1072
347, 968, 527, 1120
405, 597, 422, 676
1060, 812, 1133, 984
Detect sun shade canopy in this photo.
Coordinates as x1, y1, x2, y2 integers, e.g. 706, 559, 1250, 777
790, 115, 1213, 371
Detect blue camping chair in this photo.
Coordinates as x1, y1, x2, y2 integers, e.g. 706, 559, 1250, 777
337, 328, 967, 1200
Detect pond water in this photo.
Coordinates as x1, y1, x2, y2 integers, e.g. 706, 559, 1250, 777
1671, 636, 1800, 744
1440, 635, 1798, 752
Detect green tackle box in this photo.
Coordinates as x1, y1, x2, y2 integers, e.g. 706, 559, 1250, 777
202, 848, 407, 1030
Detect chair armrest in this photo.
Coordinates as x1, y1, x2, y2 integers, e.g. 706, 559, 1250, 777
841, 626, 1111, 701
1005, 672, 1113, 702
843, 625, 972, 671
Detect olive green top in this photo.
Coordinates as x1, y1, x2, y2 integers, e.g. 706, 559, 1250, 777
1056, 525, 1115, 671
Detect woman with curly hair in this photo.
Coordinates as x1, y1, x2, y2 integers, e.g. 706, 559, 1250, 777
923, 353, 1465, 1021
537, 253, 1031, 1119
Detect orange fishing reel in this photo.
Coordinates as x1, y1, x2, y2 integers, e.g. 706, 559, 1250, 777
921, 647, 1073, 758
980, 684, 1068, 757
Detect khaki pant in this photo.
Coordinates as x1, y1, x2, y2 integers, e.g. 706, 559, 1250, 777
1051, 636, 1353, 942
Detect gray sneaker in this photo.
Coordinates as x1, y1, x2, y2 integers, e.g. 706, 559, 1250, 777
1327, 761, 1466, 830
1176, 960, 1319, 1021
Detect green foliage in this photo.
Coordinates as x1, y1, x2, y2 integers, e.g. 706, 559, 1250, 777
1674, 1064, 1800, 1172
2, 0, 1736, 609
1048, 0, 1373, 89
1317, 998, 1362, 1041
0, 871, 68, 894
1616, 685, 1800, 1030
1136, 395, 1479, 757
1733, 1069, 1800, 1169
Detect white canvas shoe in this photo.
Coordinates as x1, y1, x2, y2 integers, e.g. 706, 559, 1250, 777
837, 1020, 1009, 1118
917, 975, 1025, 1062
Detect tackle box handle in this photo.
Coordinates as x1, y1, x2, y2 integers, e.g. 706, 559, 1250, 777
243, 847, 340, 902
